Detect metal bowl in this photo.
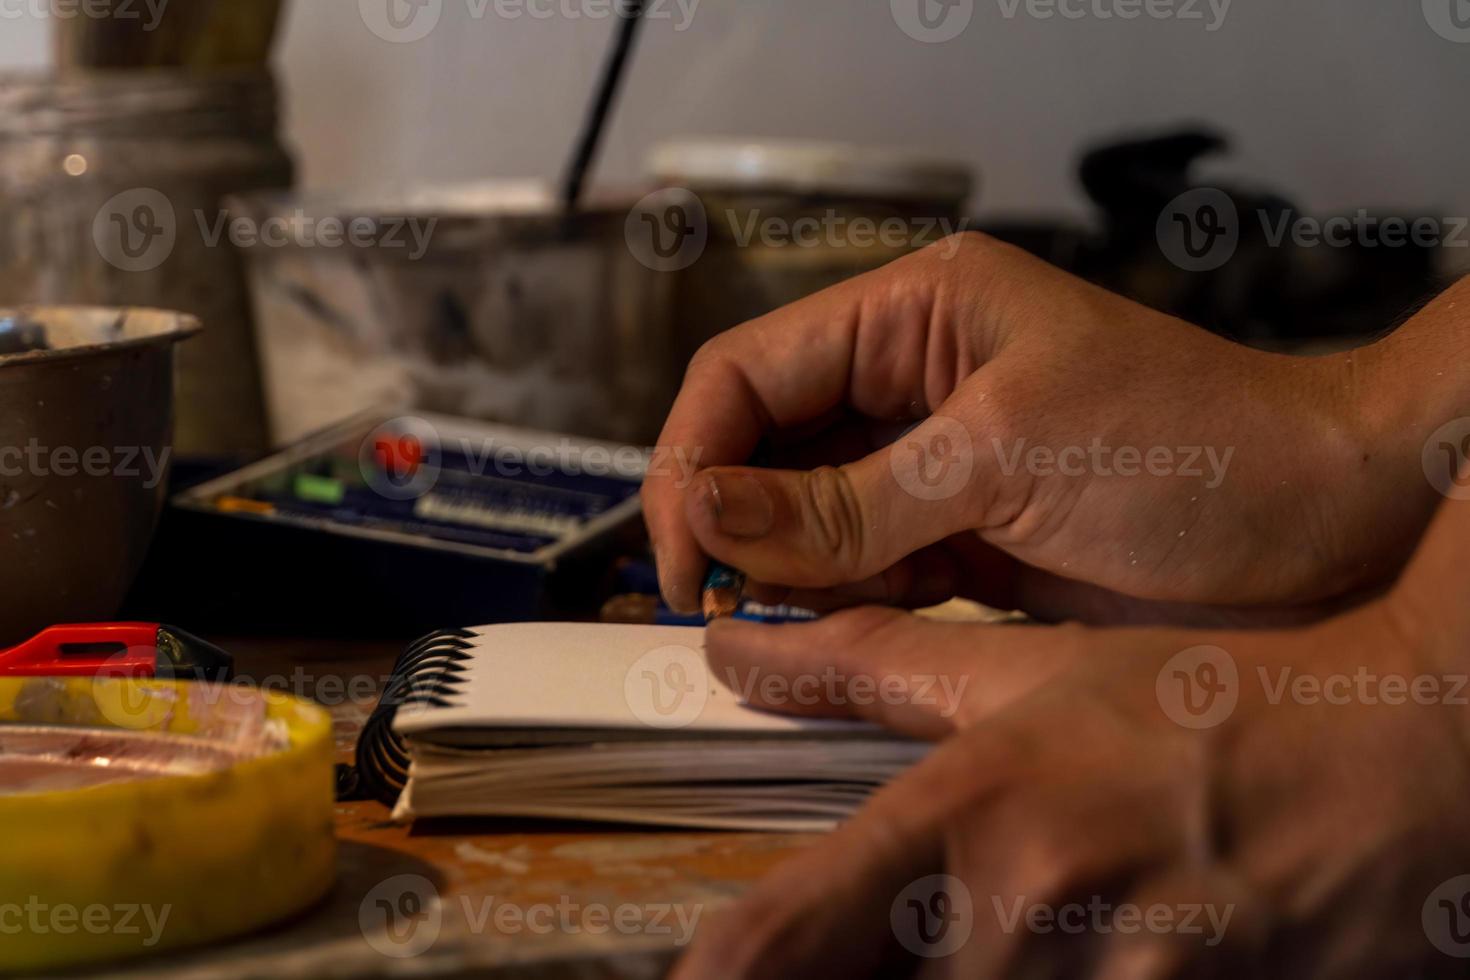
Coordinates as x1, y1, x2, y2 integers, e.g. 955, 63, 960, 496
0, 307, 199, 644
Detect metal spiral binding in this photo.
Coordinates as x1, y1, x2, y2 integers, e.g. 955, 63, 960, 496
344, 628, 476, 806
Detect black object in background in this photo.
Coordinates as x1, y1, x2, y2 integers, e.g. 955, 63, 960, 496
560, 0, 646, 211
984, 127, 1447, 346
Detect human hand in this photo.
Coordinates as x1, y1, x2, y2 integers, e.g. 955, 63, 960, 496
643, 235, 1452, 624
671, 520, 1470, 978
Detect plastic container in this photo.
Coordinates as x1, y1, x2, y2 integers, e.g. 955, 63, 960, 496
0, 676, 335, 973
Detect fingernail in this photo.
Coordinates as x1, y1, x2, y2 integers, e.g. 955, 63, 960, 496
696, 472, 775, 539
654, 546, 696, 614
652, 543, 676, 606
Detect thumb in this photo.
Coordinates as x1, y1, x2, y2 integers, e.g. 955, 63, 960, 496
684, 414, 984, 589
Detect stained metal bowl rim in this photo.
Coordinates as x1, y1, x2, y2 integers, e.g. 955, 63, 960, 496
0, 306, 201, 369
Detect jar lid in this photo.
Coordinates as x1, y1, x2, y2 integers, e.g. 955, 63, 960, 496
647, 138, 974, 204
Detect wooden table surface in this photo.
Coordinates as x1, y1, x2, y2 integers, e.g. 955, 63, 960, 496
86, 637, 816, 980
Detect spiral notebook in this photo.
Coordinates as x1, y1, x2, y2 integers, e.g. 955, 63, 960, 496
354, 622, 928, 832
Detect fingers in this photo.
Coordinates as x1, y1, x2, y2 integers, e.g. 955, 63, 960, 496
675, 661, 1221, 980
937, 711, 1204, 980
744, 535, 1021, 612
672, 700, 1181, 980
671, 732, 1012, 980
681, 407, 996, 594
1091, 869, 1266, 980
704, 608, 1085, 739
642, 264, 925, 612
643, 237, 1005, 613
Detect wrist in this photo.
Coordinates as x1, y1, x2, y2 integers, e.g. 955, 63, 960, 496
1300, 285, 1470, 594
1353, 276, 1470, 472
1255, 344, 1435, 600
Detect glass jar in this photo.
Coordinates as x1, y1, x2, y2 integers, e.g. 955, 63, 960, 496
0, 70, 294, 456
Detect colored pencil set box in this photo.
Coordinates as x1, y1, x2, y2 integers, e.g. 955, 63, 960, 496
130, 412, 646, 637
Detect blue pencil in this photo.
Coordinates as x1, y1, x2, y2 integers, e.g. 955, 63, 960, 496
702, 562, 746, 621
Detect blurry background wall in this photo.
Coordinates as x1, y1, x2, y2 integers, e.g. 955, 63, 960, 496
2, 1, 1466, 223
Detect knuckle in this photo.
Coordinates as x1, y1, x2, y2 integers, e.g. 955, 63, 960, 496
797, 466, 871, 572
932, 229, 995, 260
685, 333, 742, 381
918, 230, 1026, 284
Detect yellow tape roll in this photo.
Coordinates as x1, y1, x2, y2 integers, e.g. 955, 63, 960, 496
0, 678, 336, 973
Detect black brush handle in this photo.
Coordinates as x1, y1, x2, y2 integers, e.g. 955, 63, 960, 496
559, 0, 647, 213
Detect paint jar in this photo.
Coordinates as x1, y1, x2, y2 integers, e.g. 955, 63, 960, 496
0, 70, 294, 457
643, 139, 975, 367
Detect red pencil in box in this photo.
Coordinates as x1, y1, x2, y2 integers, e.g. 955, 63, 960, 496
0, 623, 233, 681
